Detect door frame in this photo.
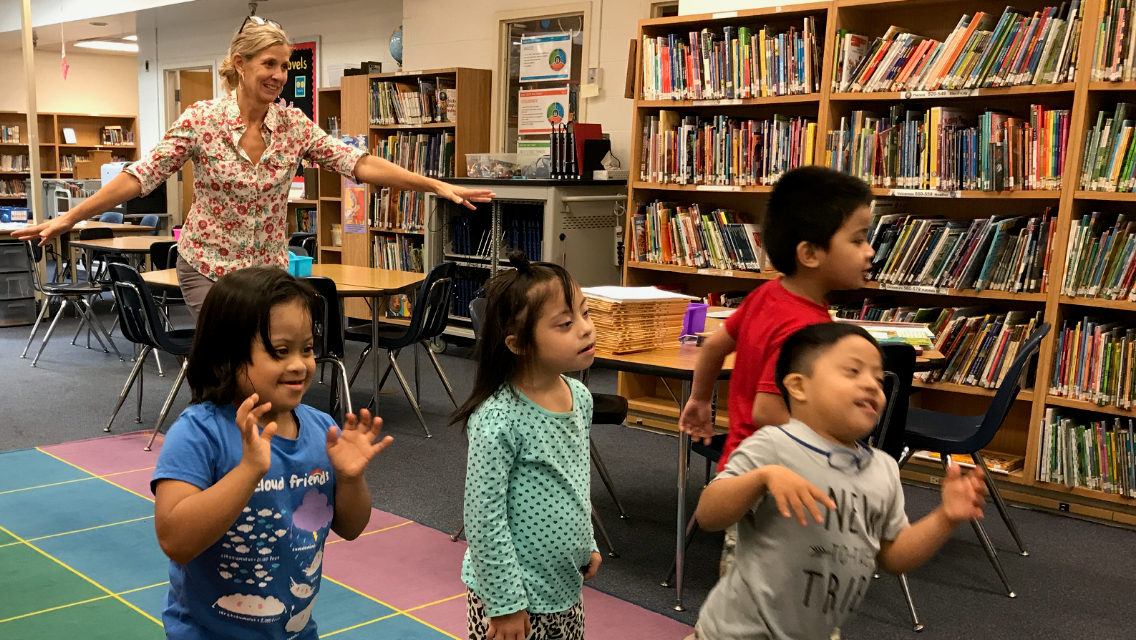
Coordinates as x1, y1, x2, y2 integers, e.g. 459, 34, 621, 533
160, 60, 219, 224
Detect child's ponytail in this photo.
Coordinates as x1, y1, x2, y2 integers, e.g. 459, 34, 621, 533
451, 250, 576, 428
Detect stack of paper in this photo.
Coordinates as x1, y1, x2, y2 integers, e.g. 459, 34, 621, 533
581, 286, 696, 354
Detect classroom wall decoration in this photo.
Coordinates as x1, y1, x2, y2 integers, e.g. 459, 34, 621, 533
519, 33, 572, 82
286, 39, 319, 122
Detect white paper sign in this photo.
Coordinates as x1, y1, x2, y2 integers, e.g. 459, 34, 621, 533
520, 33, 572, 82
518, 87, 569, 135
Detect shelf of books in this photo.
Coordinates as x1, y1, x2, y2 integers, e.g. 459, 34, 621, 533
0, 111, 139, 203
625, 0, 1136, 519
337, 68, 490, 320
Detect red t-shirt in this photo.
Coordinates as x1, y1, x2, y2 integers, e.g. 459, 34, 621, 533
719, 279, 831, 471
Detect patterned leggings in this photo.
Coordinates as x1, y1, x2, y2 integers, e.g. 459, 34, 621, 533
466, 589, 585, 640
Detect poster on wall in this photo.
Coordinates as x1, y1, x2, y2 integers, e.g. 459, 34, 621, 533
344, 180, 367, 234
518, 87, 570, 135
519, 32, 572, 82
284, 39, 319, 122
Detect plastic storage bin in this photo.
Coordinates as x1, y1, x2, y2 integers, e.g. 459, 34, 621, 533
0, 243, 25, 272
0, 298, 36, 327
465, 153, 549, 179
0, 272, 33, 300
287, 252, 312, 277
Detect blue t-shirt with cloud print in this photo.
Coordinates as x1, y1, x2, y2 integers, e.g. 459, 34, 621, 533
152, 401, 338, 640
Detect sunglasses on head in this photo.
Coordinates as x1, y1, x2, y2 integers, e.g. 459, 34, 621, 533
239, 15, 282, 33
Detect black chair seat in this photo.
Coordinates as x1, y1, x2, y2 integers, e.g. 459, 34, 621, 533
164, 328, 196, 354
592, 393, 628, 425
691, 433, 727, 464
41, 281, 105, 296
904, 407, 986, 455
344, 323, 406, 345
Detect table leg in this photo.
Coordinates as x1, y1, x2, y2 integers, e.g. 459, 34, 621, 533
674, 380, 691, 611
372, 295, 382, 413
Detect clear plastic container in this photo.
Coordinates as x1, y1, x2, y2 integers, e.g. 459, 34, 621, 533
465, 153, 549, 179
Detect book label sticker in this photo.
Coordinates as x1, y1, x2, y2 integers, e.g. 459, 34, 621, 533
904, 90, 977, 99
696, 185, 742, 192
520, 33, 573, 82
879, 283, 949, 295
712, 11, 738, 18
888, 189, 961, 198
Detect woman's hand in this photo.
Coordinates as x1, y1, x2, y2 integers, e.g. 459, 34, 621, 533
326, 409, 394, 481
12, 217, 76, 245
434, 182, 495, 210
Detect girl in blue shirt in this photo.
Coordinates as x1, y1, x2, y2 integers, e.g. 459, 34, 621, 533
453, 250, 602, 640
152, 267, 393, 639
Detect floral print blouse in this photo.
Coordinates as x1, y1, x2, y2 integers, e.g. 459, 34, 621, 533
125, 91, 365, 279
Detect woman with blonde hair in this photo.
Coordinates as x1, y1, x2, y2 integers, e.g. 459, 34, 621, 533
18, 17, 493, 317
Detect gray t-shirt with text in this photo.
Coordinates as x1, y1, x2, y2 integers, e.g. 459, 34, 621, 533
697, 419, 910, 640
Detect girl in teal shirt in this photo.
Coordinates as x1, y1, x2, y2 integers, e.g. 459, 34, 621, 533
453, 250, 602, 640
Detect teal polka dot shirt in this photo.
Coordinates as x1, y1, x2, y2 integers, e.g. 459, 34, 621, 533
461, 376, 598, 617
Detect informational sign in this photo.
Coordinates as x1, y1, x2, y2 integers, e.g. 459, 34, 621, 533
519, 32, 572, 82
518, 87, 569, 135
285, 39, 318, 122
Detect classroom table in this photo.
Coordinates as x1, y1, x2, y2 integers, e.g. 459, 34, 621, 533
142, 265, 424, 413
591, 327, 944, 612
70, 236, 176, 271
64, 221, 155, 279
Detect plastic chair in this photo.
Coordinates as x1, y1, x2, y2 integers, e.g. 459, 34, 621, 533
20, 241, 122, 366
900, 323, 1050, 599
140, 213, 161, 235
290, 246, 309, 258
107, 263, 196, 451
302, 277, 354, 422
98, 211, 124, 224
346, 262, 458, 437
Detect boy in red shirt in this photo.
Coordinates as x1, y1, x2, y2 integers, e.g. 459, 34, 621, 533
678, 166, 876, 574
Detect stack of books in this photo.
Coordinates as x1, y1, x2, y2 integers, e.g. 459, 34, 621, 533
630, 201, 771, 272
1079, 103, 1136, 192
832, 5, 1082, 93
1050, 317, 1136, 408
370, 77, 457, 125
373, 131, 455, 178
100, 126, 133, 145
1038, 410, 1136, 495
370, 187, 426, 232
640, 18, 822, 100
868, 208, 1055, 293
640, 111, 816, 186
0, 126, 19, 143
373, 235, 424, 273
0, 155, 29, 171
0, 179, 25, 196
1093, 0, 1136, 81
826, 104, 1070, 191
581, 286, 696, 354
922, 308, 1042, 388
293, 208, 316, 234
1061, 212, 1136, 300
912, 450, 1026, 474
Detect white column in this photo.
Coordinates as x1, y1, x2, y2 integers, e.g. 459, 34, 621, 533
20, 0, 42, 223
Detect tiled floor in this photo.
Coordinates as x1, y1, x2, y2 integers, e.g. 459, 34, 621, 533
0, 432, 694, 639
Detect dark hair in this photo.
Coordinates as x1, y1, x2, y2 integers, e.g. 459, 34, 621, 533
762, 167, 874, 275
451, 250, 578, 428
187, 267, 323, 406
774, 322, 881, 405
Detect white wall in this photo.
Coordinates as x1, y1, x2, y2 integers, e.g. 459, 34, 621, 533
134, 0, 401, 147
0, 49, 138, 114
404, 0, 651, 167
678, 0, 816, 15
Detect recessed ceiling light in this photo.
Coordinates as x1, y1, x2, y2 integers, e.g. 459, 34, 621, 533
123, 35, 138, 41
89, 21, 108, 26
74, 40, 139, 52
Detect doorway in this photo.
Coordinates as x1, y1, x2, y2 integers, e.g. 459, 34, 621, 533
163, 67, 214, 224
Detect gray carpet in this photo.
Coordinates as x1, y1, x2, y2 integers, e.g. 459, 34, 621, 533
2, 299, 1135, 638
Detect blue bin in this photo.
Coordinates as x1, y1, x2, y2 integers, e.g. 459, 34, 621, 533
287, 252, 312, 277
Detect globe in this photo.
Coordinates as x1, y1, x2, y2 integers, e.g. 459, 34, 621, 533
389, 27, 403, 66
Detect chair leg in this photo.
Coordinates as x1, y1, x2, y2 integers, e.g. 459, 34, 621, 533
21, 297, 52, 358
136, 355, 145, 423
897, 574, 923, 632
423, 342, 458, 406
347, 345, 372, 387
897, 446, 914, 468
663, 513, 700, 587
76, 298, 122, 360
590, 438, 628, 519
971, 451, 1028, 556
451, 523, 465, 542
70, 307, 86, 346
942, 455, 1015, 598
31, 298, 70, 367
387, 351, 431, 437
146, 358, 188, 451
414, 342, 421, 403
592, 506, 619, 558
334, 359, 354, 418
152, 348, 165, 377
104, 346, 150, 433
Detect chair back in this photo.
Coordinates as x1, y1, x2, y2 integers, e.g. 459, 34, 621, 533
416, 262, 457, 342
302, 277, 345, 360
111, 279, 156, 349
972, 322, 1051, 447
872, 343, 917, 460
290, 246, 309, 258
469, 297, 486, 337
290, 232, 316, 248
78, 227, 114, 241
301, 235, 317, 259
140, 214, 161, 235
108, 263, 193, 356
23, 241, 46, 294
150, 241, 177, 270
98, 212, 124, 224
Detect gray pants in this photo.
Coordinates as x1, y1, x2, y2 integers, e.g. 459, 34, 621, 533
176, 254, 214, 320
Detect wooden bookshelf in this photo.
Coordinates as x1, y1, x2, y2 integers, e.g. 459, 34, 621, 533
624, 1, 1136, 519
339, 68, 491, 319
0, 110, 140, 207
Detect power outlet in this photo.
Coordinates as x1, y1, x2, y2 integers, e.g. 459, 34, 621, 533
1059, 502, 1070, 512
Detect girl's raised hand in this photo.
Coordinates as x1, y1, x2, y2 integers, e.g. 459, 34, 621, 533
236, 394, 277, 476
326, 409, 394, 481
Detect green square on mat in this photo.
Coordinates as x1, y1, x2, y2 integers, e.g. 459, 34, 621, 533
0, 528, 17, 545
330, 613, 456, 640
0, 544, 105, 622
0, 596, 164, 639
313, 579, 397, 635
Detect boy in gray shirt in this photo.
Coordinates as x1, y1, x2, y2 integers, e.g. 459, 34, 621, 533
691, 323, 988, 640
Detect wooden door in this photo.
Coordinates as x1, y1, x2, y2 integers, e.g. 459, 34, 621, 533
176, 71, 213, 216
